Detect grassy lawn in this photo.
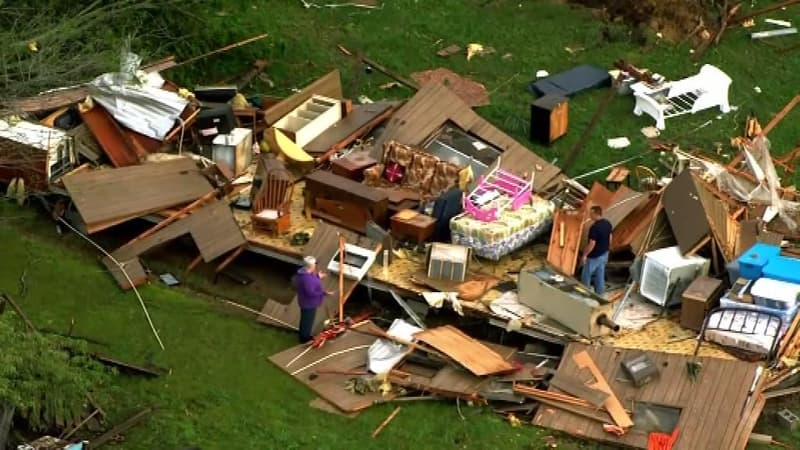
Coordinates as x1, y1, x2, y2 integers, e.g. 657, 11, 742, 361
173, 0, 800, 183
3, 0, 800, 448
0, 203, 568, 449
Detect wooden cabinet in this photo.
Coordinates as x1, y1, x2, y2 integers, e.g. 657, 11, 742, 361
390, 209, 436, 244
303, 170, 388, 233
680, 276, 724, 331
530, 94, 568, 145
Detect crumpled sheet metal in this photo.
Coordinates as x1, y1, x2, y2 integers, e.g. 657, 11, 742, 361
88, 71, 188, 140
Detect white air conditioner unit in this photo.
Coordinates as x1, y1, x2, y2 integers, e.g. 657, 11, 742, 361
327, 243, 377, 280
640, 246, 710, 306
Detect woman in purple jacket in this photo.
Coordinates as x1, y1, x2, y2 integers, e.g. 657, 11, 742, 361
293, 256, 333, 342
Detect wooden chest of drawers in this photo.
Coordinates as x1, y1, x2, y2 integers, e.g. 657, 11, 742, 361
530, 94, 568, 145
304, 170, 388, 233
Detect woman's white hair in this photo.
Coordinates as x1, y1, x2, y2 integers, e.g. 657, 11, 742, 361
303, 255, 317, 268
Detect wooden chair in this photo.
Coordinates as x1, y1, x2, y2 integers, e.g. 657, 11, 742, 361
251, 157, 294, 234
634, 165, 659, 191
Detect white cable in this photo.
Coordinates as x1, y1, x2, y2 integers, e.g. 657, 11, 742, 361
57, 217, 165, 350
176, 117, 186, 155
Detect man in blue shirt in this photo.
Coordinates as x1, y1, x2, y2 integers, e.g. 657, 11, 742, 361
580, 206, 612, 296
293, 256, 334, 343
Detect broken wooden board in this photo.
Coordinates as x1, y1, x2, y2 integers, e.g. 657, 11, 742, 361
550, 373, 609, 408
663, 169, 711, 254
6, 86, 89, 113
305, 102, 394, 156
62, 158, 212, 233
546, 209, 584, 276
268, 321, 387, 413
611, 192, 662, 254
534, 343, 761, 449
413, 325, 514, 376
112, 200, 245, 264
693, 174, 737, 262
309, 397, 359, 418
101, 256, 147, 290
79, 101, 141, 168
265, 70, 343, 125
572, 350, 632, 428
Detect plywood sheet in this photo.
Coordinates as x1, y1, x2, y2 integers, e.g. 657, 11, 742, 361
63, 158, 212, 233
413, 325, 514, 376
533, 343, 759, 449
693, 175, 735, 261
372, 83, 563, 191
269, 322, 386, 413
113, 201, 245, 263
265, 70, 343, 125
662, 170, 709, 254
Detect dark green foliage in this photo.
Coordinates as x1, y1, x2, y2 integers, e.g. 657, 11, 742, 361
0, 315, 108, 431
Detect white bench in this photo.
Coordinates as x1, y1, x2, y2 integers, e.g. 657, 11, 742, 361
632, 64, 731, 130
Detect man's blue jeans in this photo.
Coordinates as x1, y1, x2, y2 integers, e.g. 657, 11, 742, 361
581, 252, 608, 296
299, 307, 317, 343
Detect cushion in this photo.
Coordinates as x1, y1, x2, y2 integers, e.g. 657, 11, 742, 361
256, 209, 279, 220
384, 141, 414, 167
405, 153, 438, 191
363, 164, 384, 186
429, 161, 461, 197
383, 161, 406, 184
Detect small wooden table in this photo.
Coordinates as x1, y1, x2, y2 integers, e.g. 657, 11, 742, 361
605, 166, 630, 191
390, 209, 436, 244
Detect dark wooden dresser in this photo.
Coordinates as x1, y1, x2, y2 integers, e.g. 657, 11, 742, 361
530, 94, 568, 145
304, 170, 388, 233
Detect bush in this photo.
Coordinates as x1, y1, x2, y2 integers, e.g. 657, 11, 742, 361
0, 314, 109, 431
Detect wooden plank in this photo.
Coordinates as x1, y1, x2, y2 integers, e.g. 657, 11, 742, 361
663, 169, 711, 254
268, 323, 388, 412
91, 408, 152, 448
413, 325, 514, 376
265, 70, 343, 125
572, 350, 633, 428
79, 102, 141, 168
550, 373, 609, 407
761, 94, 800, 136
92, 354, 161, 377
535, 397, 612, 423
101, 256, 147, 290
305, 102, 394, 156
62, 158, 212, 232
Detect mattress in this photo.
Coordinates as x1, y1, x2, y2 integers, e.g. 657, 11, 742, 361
450, 195, 554, 260
528, 64, 612, 97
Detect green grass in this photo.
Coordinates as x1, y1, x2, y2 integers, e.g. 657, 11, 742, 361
4, 0, 800, 448
169, 0, 800, 184
0, 202, 572, 449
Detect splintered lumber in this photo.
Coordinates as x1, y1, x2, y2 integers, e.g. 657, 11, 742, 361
170, 33, 268, 69
535, 397, 612, 423
371, 406, 402, 438
92, 354, 162, 377
512, 384, 597, 409
572, 350, 633, 428
550, 373, 610, 407
413, 326, 514, 376
761, 94, 800, 137
91, 408, 152, 448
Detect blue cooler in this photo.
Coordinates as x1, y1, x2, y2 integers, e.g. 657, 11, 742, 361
738, 243, 781, 279
763, 256, 800, 285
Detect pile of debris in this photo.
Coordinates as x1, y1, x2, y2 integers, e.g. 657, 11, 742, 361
3, 9, 800, 446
